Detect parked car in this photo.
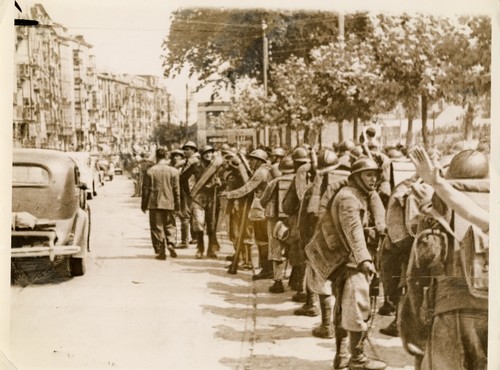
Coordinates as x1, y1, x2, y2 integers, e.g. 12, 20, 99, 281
66, 151, 100, 199
12, 149, 91, 276
110, 154, 123, 175
96, 158, 114, 181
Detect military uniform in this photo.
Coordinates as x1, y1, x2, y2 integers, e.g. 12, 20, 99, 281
180, 149, 222, 258
225, 151, 273, 278
259, 164, 294, 292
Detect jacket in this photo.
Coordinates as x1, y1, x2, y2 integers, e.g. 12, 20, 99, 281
141, 160, 180, 212
260, 173, 294, 218
305, 179, 380, 280
225, 163, 272, 200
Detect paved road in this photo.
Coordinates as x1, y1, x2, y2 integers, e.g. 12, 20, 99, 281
8, 175, 415, 370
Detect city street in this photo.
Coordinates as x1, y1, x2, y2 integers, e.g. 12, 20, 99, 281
9, 174, 414, 370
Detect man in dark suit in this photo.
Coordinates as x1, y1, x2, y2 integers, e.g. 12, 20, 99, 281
141, 148, 181, 260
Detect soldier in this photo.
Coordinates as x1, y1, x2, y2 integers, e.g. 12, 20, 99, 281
282, 146, 313, 302
296, 148, 345, 340
177, 141, 200, 249
141, 148, 180, 260
181, 144, 223, 259
259, 156, 295, 293
221, 149, 273, 279
220, 153, 249, 264
305, 157, 387, 370
407, 147, 489, 370
169, 149, 186, 170
269, 147, 286, 178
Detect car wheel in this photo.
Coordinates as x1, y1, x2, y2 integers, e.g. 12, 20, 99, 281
69, 257, 85, 276
86, 203, 91, 252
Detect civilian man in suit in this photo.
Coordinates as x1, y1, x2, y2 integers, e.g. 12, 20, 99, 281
141, 148, 181, 260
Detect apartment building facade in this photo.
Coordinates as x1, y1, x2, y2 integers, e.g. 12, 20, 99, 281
13, 4, 170, 153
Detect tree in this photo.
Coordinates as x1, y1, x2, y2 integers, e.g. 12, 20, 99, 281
162, 8, 370, 90
435, 16, 491, 142
150, 124, 185, 148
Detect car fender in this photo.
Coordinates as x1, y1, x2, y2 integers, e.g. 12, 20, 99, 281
72, 207, 89, 258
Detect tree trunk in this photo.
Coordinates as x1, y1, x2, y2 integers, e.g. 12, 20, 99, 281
406, 116, 414, 148
421, 94, 429, 149
286, 125, 292, 148
353, 115, 359, 142
304, 126, 310, 146
464, 103, 474, 142
338, 121, 344, 143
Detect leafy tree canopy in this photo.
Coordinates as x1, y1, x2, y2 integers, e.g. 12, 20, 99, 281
162, 8, 370, 89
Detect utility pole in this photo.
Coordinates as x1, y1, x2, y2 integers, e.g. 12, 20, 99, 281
185, 83, 189, 142
262, 20, 269, 146
262, 20, 268, 97
338, 11, 345, 143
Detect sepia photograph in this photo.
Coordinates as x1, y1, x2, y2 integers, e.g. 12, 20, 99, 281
1, 0, 499, 369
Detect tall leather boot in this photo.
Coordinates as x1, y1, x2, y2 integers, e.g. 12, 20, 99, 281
347, 331, 386, 370
333, 326, 350, 369
240, 244, 253, 270
291, 264, 307, 302
312, 294, 334, 338
293, 287, 319, 316
253, 259, 273, 280
176, 220, 189, 249
195, 232, 204, 259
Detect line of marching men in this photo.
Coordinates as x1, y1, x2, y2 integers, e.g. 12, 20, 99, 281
140, 137, 490, 370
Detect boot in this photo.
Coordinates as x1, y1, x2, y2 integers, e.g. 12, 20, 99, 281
269, 280, 285, 293
294, 288, 319, 316
253, 260, 273, 280
195, 233, 204, 259
333, 327, 350, 369
312, 295, 334, 339
175, 222, 189, 249
289, 265, 305, 291
166, 243, 177, 258
379, 317, 398, 337
156, 242, 166, 260
377, 298, 396, 316
240, 244, 253, 270
348, 331, 386, 370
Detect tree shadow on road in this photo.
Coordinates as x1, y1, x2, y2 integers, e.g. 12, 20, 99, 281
220, 354, 331, 370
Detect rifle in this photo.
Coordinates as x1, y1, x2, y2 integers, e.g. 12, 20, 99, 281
228, 195, 251, 274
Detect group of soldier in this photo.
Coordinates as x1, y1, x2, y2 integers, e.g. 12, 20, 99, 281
138, 130, 490, 370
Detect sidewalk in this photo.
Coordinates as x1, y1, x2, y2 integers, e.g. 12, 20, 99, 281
178, 227, 415, 370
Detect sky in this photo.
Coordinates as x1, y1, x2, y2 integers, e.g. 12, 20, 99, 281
16, 0, 499, 123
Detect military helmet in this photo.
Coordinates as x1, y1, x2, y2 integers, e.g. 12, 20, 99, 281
220, 143, 231, 154
248, 149, 268, 162
317, 149, 338, 168
445, 149, 488, 180
182, 141, 198, 151
349, 157, 381, 177
386, 148, 403, 159
271, 147, 286, 158
292, 147, 311, 163
278, 156, 295, 174
200, 145, 215, 156
229, 156, 241, 169
170, 149, 185, 158
338, 140, 356, 153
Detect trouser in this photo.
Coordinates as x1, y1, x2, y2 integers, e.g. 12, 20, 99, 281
332, 267, 371, 332
149, 209, 176, 254
421, 310, 487, 370
253, 219, 270, 270
191, 199, 220, 251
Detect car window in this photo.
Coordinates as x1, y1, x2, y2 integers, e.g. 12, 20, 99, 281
13, 165, 50, 186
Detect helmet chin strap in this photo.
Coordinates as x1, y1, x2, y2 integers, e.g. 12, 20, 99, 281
352, 173, 375, 194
